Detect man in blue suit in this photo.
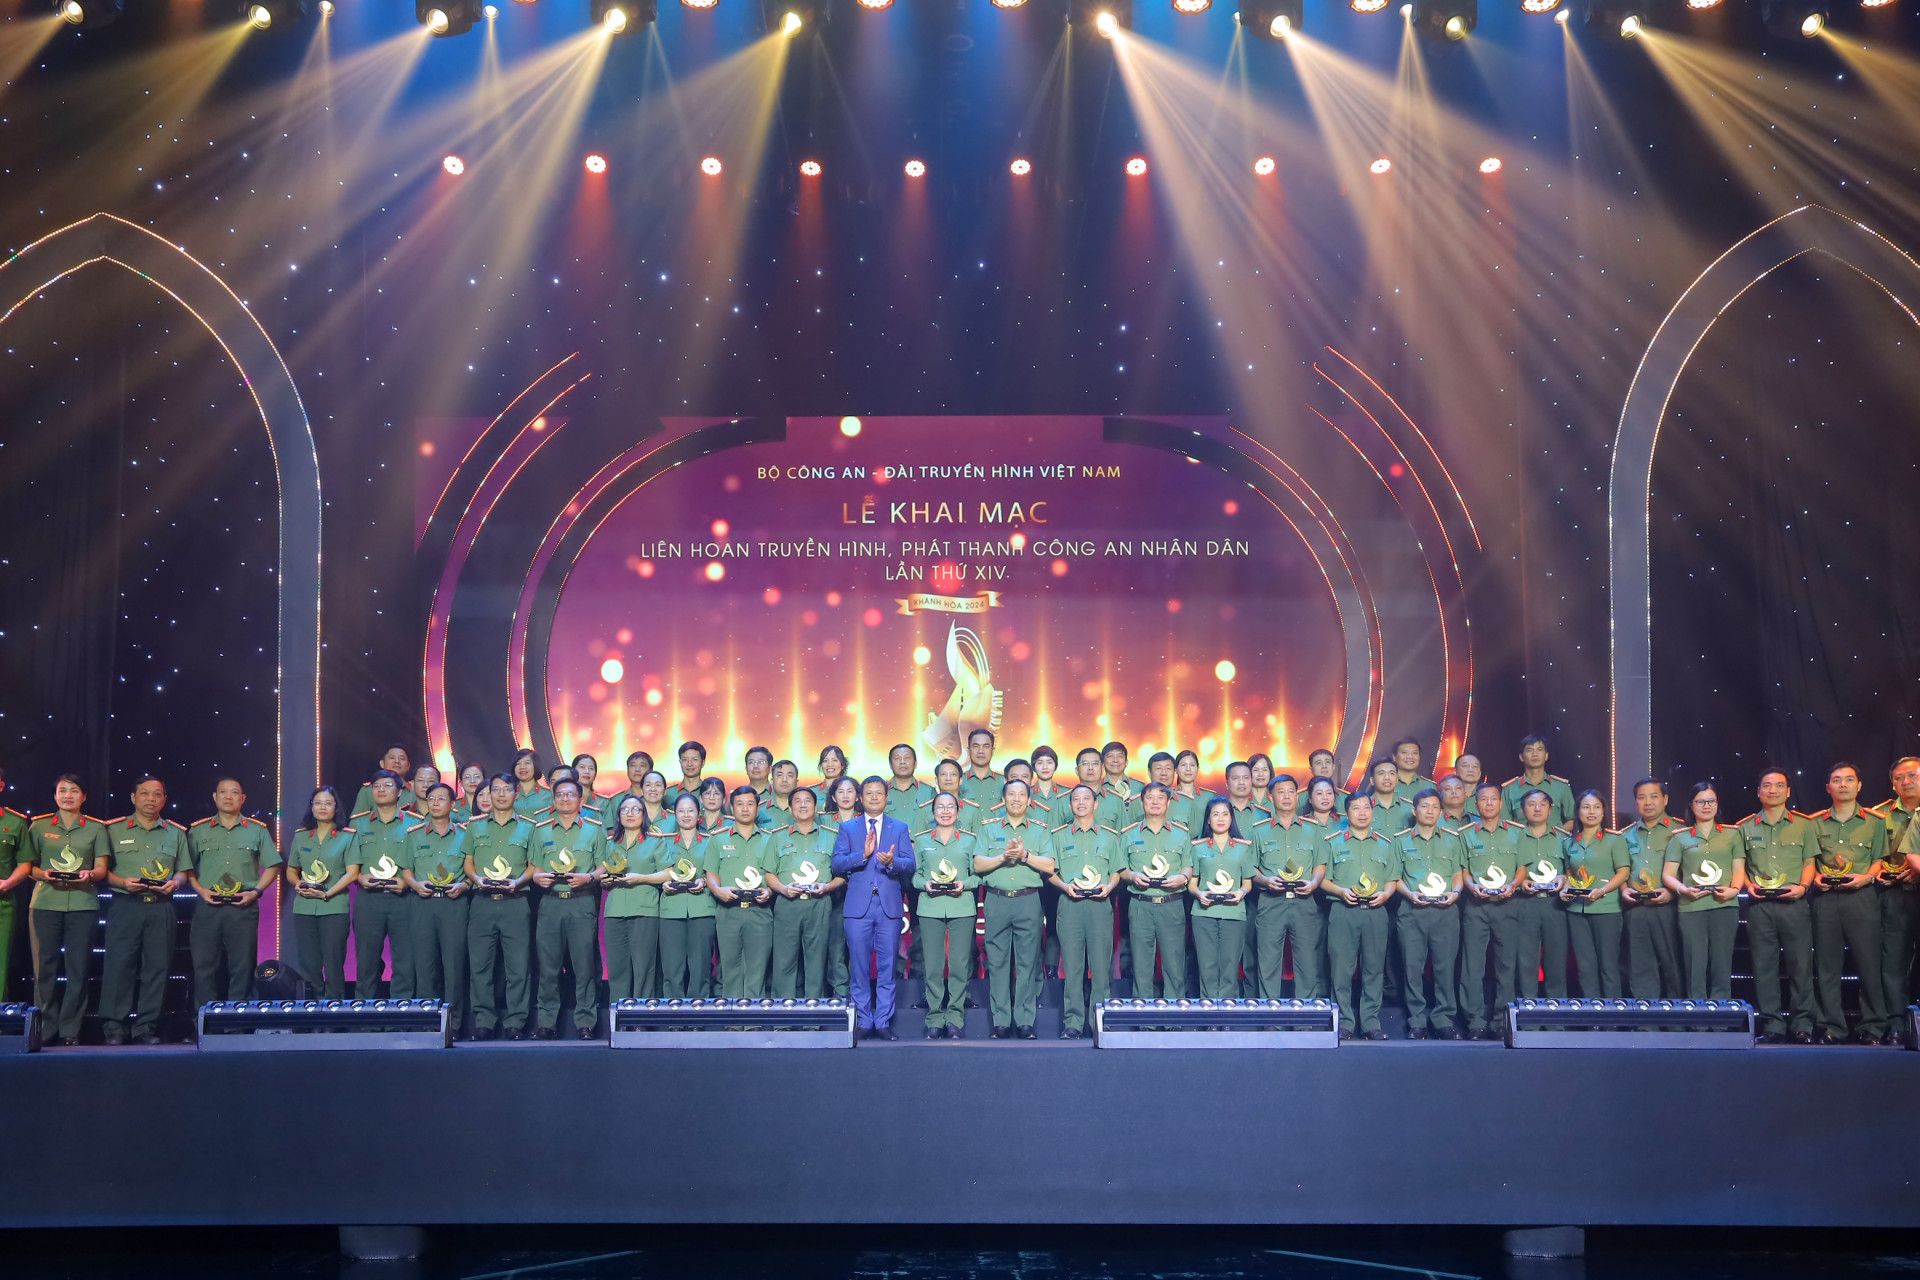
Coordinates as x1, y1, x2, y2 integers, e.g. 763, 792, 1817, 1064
832, 775, 917, 1040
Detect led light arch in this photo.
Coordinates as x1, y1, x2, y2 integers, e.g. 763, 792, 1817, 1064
1608, 205, 1920, 810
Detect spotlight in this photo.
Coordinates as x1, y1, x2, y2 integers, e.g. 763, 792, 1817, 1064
993, 0, 1028, 7
593, 0, 650, 26
1620, 11, 1640, 30
318, 0, 332, 10
1554, 5, 1569, 17
1239, 0, 1302, 37
56, 0, 122, 25
857, 0, 892, 8
418, 0, 481, 34
1520, 0, 1560, 12
1412, 0, 1474, 36
602, 4, 627, 27
701, 155, 724, 175
1479, 155, 1502, 173
799, 159, 821, 176
1586, 0, 1643, 35
765, 0, 822, 31
1010, 158, 1032, 175
246, 0, 309, 19
1686, 0, 1721, 7
1126, 156, 1148, 176
1253, 155, 1276, 175
1767, 0, 1826, 31
682, 0, 717, 7
1369, 156, 1392, 174
483, 2, 496, 13
1352, 0, 1390, 11
1072, 0, 1132, 33
443, 154, 466, 175
1860, 0, 1893, 7
248, 2, 272, 25
585, 153, 608, 173
1173, 0, 1211, 12
904, 158, 926, 177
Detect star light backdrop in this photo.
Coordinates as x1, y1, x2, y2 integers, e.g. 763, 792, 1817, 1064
3, 0, 1920, 842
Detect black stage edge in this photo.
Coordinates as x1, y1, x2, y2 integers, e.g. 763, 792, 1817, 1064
3, 1031, 1915, 1227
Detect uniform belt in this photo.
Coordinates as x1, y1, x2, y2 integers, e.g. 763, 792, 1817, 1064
985, 886, 1039, 898
1132, 891, 1182, 904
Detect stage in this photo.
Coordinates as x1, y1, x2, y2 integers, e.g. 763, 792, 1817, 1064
5, 1012, 1914, 1229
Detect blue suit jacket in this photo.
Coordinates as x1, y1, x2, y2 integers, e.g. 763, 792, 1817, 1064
831, 813, 917, 920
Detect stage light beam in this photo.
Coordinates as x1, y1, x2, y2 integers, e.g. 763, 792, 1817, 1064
1096, 10, 1118, 35
603, 5, 627, 29
1370, 156, 1392, 174
1520, 0, 1561, 13
682, 0, 717, 7
782, 8, 801, 30
1620, 12, 1641, 33
249, 3, 272, 26
1352, 0, 1389, 11
993, 0, 1028, 7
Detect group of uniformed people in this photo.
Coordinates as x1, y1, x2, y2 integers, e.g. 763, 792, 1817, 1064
1, 730, 1914, 1045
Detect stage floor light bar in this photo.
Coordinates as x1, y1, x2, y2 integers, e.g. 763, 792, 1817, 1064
1093, 998, 1341, 1048
0, 1004, 42, 1054
1505, 998, 1755, 1049
196, 1000, 453, 1051
610, 998, 856, 1048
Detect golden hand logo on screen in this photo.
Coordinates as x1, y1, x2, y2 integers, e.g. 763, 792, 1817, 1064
921, 622, 1004, 759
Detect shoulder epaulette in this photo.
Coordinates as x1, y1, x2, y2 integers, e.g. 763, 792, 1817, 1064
1501, 776, 1521, 787
403, 821, 426, 834
247, 816, 269, 828
989, 801, 1006, 812
1810, 808, 1835, 820
1121, 821, 1141, 833
536, 818, 555, 828
107, 815, 130, 827
1169, 820, 1189, 831
1051, 822, 1071, 834
1549, 775, 1569, 784
190, 816, 216, 827
350, 809, 372, 820
1791, 809, 1813, 820
1323, 829, 1344, 841
335, 824, 354, 836
1191, 836, 1210, 846
1100, 824, 1120, 835
582, 815, 604, 826
1232, 836, 1252, 846
1607, 824, 1631, 836
1736, 814, 1758, 826
962, 797, 981, 809
1251, 817, 1272, 828
1, 807, 24, 821
1501, 820, 1526, 830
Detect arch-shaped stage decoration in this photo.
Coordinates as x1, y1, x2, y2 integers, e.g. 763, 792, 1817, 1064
1608, 205, 1920, 809
0, 213, 322, 861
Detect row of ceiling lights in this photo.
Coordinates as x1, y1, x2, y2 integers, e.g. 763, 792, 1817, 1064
434, 149, 1505, 175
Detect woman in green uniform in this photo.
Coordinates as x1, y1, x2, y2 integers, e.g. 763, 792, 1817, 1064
603, 794, 670, 1002
1562, 789, 1630, 998
632, 771, 670, 832
1188, 798, 1252, 1001
657, 793, 717, 998
821, 775, 860, 999
1247, 754, 1275, 795
814, 745, 849, 808
509, 748, 548, 820
912, 791, 980, 1037
26, 775, 111, 1045
458, 764, 489, 821
1663, 782, 1745, 1000
697, 777, 729, 836
1511, 788, 1571, 998
571, 755, 602, 810
286, 786, 360, 999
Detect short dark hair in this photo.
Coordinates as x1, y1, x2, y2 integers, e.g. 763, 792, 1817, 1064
728, 785, 760, 806
1758, 767, 1791, 787
1030, 745, 1058, 765
130, 775, 166, 793
1225, 760, 1252, 779
487, 772, 516, 790
1345, 790, 1374, 811
1148, 751, 1175, 771
1475, 779, 1504, 798
381, 744, 412, 761
698, 777, 727, 798
934, 758, 962, 780
1829, 761, 1860, 782
1411, 787, 1441, 807
213, 776, 245, 792
1392, 736, 1420, 752
1308, 748, 1335, 765
426, 782, 455, 802
1269, 774, 1298, 792
889, 743, 917, 761
511, 747, 540, 771
300, 785, 342, 831
1005, 759, 1033, 779
771, 759, 797, 776
1102, 741, 1128, 758
1068, 782, 1098, 802
677, 741, 708, 763
1519, 734, 1548, 753
967, 728, 996, 746
1632, 777, 1665, 796
626, 751, 653, 768
1370, 757, 1397, 775
1142, 782, 1172, 802
859, 775, 888, 792
372, 769, 405, 789
1002, 777, 1032, 797
552, 778, 582, 798
1077, 748, 1102, 765
745, 746, 773, 766
1519, 788, 1552, 810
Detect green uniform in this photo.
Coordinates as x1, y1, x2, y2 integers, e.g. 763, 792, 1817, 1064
509, 784, 551, 821
1811, 807, 1889, 1040
1619, 816, 1685, 999
185, 815, 279, 1010
1456, 819, 1522, 1034
0, 807, 29, 1001
912, 793, 984, 838
1394, 826, 1464, 1031
656, 832, 717, 998
27, 814, 110, 1041
958, 770, 1005, 813
1510, 827, 1570, 998
1251, 815, 1326, 1000
601, 830, 660, 1002
703, 826, 777, 999
1120, 820, 1191, 1000
465, 815, 534, 1031
532, 817, 605, 1032
1560, 829, 1628, 998
1501, 774, 1577, 829
1667, 823, 1742, 1001
1322, 829, 1399, 1035
101, 816, 188, 1040
405, 821, 469, 1006
1874, 800, 1920, 1026
1394, 774, 1437, 804
1095, 782, 1143, 836
598, 789, 652, 831
1166, 788, 1214, 841
1188, 835, 1252, 1000
664, 780, 707, 811
819, 814, 854, 997
911, 829, 980, 1030
286, 826, 358, 999
883, 780, 937, 832
977, 815, 1053, 1030
771, 824, 839, 999
352, 809, 417, 999
1051, 822, 1119, 1033
1740, 810, 1817, 1037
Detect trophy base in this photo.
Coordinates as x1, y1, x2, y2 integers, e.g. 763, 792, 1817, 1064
44, 872, 82, 883
1205, 893, 1235, 905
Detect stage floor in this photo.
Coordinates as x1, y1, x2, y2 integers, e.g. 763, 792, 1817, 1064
3, 1029, 1914, 1229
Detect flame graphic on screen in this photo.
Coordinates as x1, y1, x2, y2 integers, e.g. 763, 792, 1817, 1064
921, 623, 1004, 759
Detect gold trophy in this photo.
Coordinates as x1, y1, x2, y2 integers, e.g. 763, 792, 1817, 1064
425, 865, 460, 897
212, 872, 247, 903
480, 853, 515, 894
1880, 851, 1909, 885
1475, 863, 1510, 895
1275, 859, 1306, 897
790, 860, 822, 897
929, 858, 962, 896
1689, 858, 1724, 896
134, 858, 173, 897
1139, 853, 1172, 889
602, 849, 630, 886
1750, 868, 1789, 899
1629, 866, 1662, 903
549, 849, 578, 896
367, 853, 402, 889
1818, 851, 1852, 888
44, 846, 85, 883
667, 856, 701, 894
1564, 864, 1596, 901
1070, 864, 1104, 900
1416, 870, 1448, 902
1204, 867, 1237, 904
300, 858, 331, 898
733, 865, 764, 907
1352, 872, 1379, 906
1525, 859, 1560, 894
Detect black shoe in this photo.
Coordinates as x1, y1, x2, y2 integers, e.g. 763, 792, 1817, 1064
132, 1030, 161, 1046
990, 1025, 1011, 1039
1852, 1028, 1880, 1046
58, 1037, 79, 1047
1758, 1030, 1785, 1044
925, 1025, 943, 1039
1475, 1028, 1500, 1041
576, 1027, 597, 1041
1407, 1026, 1427, 1040
533, 1025, 557, 1040
1016, 1025, 1037, 1040
505, 1026, 526, 1041
102, 1027, 127, 1047
1882, 1030, 1904, 1047
1813, 1030, 1839, 1046
1338, 1028, 1354, 1041
946, 1024, 965, 1040
1436, 1027, 1462, 1041
1061, 1027, 1083, 1040
1366, 1029, 1389, 1041
474, 1026, 497, 1041
880, 1024, 899, 1040
1789, 1029, 1813, 1045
